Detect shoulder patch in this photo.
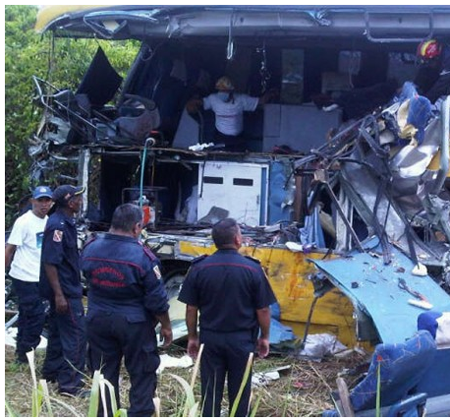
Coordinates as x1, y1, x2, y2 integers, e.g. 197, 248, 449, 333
53, 230, 63, 242
244, 255, 261, 264
191, 254, 208, 264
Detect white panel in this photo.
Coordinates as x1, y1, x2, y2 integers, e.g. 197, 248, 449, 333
197, 161, 268, 226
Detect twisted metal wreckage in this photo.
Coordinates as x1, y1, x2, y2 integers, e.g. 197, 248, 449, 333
29, 71, 450, 416
13, 5, 450, 416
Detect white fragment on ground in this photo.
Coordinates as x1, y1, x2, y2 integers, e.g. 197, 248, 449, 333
4, 327, 47, 349
156, 354, 194, 374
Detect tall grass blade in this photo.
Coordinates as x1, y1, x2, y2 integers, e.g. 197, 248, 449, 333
229, 352, 254, 417
376, 358, 381, 417
169, 374, 197, 417
190, 343, 204, 389
114, 408, 128, 417
188, 401, 200, 417
249, 393, 262, 417
26, 350, 43, 417
39, 379, 54, 417
31, 386, 44, 417
26, 350, 37, 388
88, 370, 101, 417
153, 396, 161, 417
103, 376, 118, 414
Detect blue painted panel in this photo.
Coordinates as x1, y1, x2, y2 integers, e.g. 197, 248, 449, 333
310, 237, 450, 343
268, 161, 292, 224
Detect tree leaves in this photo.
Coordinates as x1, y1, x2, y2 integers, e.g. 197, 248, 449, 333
5, 6, 138, 226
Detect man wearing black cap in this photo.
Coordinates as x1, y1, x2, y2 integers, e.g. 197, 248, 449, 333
39, 184, 87, 396
5, 186, 53, 364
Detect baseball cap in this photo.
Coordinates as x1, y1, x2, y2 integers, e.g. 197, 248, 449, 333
32, 186, 53, 200
52, 185, 85, 206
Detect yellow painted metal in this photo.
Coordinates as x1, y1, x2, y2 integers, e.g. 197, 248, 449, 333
35, 6, 110, 33
178, 240, 362, 348
428, 150, 450, 177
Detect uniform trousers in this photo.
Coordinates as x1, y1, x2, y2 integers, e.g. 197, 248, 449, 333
42, 297, 86, 394
200, 329, 257, 417
87, 312, 160, 417
11, 277, 45, 361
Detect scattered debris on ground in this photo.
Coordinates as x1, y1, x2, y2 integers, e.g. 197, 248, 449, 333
5, 344, 367, 417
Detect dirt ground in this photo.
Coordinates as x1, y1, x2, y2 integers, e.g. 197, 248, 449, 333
5, 342, 368, 417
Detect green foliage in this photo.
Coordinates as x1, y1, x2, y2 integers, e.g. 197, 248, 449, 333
4, 5, 139, 227
7, 350, 127, 417
169, 374, 200, 417
229, 352, 254, 417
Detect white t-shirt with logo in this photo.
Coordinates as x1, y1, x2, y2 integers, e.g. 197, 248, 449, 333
7, 210, 48, 282
203, 93, 259, 136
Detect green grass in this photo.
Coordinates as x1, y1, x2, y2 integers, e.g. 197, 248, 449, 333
5, 344, 368, 417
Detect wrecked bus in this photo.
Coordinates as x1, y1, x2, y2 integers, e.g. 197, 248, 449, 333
30, 7, 450, 412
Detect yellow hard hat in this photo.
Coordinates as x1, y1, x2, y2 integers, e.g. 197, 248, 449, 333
215, 76, 235, 91
417, 39, 442, 60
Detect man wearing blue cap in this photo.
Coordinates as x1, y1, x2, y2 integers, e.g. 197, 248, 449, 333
5, 186, 53, 364
39, 184, 87, 396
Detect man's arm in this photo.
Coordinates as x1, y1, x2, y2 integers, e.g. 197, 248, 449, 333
186, 98, 203, 114
186, 304, 200, 358
256, 306, 271, 358
257, 88, 278, 107
5, 244, 17, 272
154, 311, 173, 348
44, 263, 68, 314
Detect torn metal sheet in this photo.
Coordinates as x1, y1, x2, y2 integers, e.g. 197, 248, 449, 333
310, 237, 450, 343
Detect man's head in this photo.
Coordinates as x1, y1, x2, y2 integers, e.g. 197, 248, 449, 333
417, 39, 443, 65
31, 186, 53, 219
110, 203, 143, 238
215, 76, 235, 92
212, 218, 242, 250
52, 185, 85, 214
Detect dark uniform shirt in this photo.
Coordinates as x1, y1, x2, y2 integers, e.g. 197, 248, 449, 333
40, 209, 83, 299
178, 249, 276, 332
81, 233, 169, 322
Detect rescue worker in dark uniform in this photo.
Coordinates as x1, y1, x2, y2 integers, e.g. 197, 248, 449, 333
178, 218, 277, 417
39, 185, 86, 396
414, 38, 450, 103
81, 203, 172, 417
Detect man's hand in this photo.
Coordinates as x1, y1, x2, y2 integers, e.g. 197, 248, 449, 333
257, 337, 270, 358
159, 326, 173, 348
186, 98, 202, 114
55, 294, 69, 314
187, 337, 200, 359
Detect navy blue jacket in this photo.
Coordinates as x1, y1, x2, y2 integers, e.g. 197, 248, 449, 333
178, 249, 276, 332
81, 233, 169, 322
40, 209, 83, 299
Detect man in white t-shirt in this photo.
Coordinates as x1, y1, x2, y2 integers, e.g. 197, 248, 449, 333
5, 185, 53, 364
187, 76, 276, 151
